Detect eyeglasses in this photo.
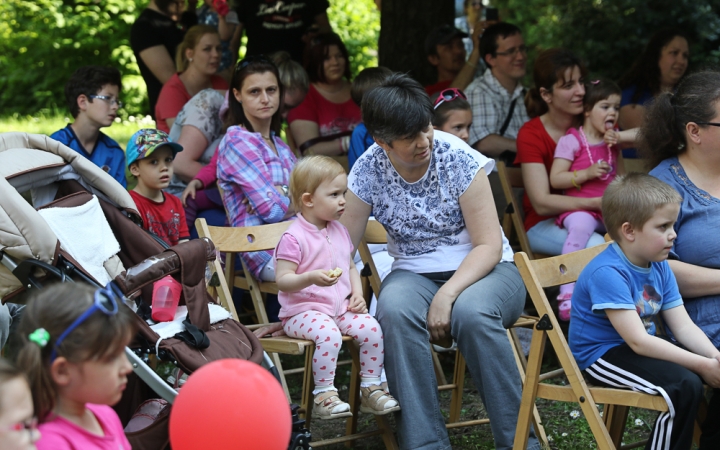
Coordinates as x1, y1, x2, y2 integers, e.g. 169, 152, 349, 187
0, 417, 38, 442
236, 54, 273, 72
89, 95, 123, 109
495, 45, 528, 58
695, 122, 720, 127
50, 283, 122, 362
434, 88, 467, 109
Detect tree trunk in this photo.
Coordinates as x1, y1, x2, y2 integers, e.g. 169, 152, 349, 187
378, 0, 455, 86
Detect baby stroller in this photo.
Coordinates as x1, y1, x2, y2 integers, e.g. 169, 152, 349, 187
0, 133, 311, 449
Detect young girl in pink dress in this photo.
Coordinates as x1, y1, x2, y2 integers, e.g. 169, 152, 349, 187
549, 79, 635, 320
275, 155, 399, 420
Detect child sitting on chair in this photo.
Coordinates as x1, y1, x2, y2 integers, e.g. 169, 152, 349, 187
275, 155, 400, 420
569, 173, 720, 450
127, 129, 190, 247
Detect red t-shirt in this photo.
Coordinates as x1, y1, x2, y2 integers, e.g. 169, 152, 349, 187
514, 117, 559, 231
155, 73, 229, 133
287, 84, 361, 136
129, 190, 190, 247
425, 80, 452, 97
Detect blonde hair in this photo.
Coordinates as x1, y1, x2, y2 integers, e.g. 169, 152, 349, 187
270, 51, 309, 94
289, 156, 346, 210
15, 283, 136, 421
175, 25, 220, 73
602, 173, 682, 241
0, 358, 27, 414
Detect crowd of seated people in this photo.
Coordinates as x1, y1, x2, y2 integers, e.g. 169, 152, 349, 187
9, 1, 720, 449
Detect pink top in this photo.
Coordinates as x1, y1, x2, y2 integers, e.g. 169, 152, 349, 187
275, 213, 353, 321
37, 404, 131, 450
194, 148, 219, 189
155, 73, 229, 133
287, 84, 361, 136
554, 128, 619, 225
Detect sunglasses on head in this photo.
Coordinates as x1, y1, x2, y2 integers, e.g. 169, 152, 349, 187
50, 283, 122, 362
235, 54, 273, 72
433, 88, 467, 109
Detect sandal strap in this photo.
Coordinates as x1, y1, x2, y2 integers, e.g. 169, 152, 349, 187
363, 385, 394, 408
315, 390, 344, 408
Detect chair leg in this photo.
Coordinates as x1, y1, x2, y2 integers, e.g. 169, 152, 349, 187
345, 341, 361, 445
301, 347, 315, 426
431, 347, 448, 386
448, 350, 465, 423
271, 352, 291, 402
513, 328, 547, 450
603, 404, 628, 448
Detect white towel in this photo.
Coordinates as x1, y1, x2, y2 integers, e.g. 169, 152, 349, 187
150, 304, 232, 354
38, 196, 120, 285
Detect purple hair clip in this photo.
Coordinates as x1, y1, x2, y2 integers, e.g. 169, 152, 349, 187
590, 80, 601, 85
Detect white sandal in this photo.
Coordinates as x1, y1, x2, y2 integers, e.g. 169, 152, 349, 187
360, 385, 401, 415
312, 390, 353, 420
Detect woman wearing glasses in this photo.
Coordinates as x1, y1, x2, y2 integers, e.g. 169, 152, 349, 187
288, 32, 361, 156
0, 358, 39, 450
155, 25, 229, 133
647, 73, 720, 390
514, 48, 606, 256
217, 56, 296, 282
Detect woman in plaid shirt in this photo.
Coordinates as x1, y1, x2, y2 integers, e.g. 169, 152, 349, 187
217, 55, 297, 281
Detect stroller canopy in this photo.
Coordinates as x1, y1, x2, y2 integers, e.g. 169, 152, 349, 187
0, 132, 137, 299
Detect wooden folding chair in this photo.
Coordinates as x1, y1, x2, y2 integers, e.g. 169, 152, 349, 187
497, 161, 551, 260
357, 220, 546, 440
513, 244, 694, 449
197, 218, 398, 449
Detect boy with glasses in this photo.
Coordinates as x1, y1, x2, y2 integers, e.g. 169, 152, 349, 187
50, 66, 128, 187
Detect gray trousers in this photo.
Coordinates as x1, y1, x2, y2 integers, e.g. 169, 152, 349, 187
376, 262, 540, 450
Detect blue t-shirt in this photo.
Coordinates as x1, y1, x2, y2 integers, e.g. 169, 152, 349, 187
348, 123, 375, 170
651, 157, 720, 347
50, 125, 127, 187
569, 243, 683, 370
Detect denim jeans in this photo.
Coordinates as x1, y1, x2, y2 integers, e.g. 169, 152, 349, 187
526, 218, 606, 256
376, 262, 540, 450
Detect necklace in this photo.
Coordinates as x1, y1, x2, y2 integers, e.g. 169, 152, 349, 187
579, 127, 613, 180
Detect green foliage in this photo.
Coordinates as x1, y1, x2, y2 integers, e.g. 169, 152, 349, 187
493, 0, 720, 81
328, 0, 380, 77
0, 0, 147, 117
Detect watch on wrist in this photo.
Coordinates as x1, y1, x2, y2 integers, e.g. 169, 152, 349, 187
280, 185, 289, 196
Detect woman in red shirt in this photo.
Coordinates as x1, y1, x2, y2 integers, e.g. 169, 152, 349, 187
514, 48, 606, 256
288, 33, 361, 156
155, 25, 229, 132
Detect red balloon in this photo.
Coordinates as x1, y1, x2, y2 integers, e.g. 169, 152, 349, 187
169, 359, 291, 449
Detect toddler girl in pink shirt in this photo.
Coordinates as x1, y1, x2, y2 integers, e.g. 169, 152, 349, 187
275, 155, 399, 421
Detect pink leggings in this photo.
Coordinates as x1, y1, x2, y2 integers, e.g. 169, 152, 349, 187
560, 211, 605, 297
283, 310, 385, 388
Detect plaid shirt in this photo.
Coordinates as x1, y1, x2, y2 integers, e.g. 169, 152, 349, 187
217, 126, 296, 277
466, 69, 529, 147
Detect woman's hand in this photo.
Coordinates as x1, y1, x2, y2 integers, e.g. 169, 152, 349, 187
181, 179, 203, 207
347, 294, 368, 314
427, 289, 455, 343
308, 270, 341, 287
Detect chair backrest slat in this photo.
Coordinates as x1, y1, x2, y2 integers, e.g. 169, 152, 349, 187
205, 221, 291, 253
363, 219, 387, 245
522, 243, 610, 288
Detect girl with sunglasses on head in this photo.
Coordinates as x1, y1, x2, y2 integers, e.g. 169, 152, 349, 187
217, 55, 297, 283
15, 283, 136, 450
548, 78, 633, 320
0, 358, 39, 450
432, 88, 473, 143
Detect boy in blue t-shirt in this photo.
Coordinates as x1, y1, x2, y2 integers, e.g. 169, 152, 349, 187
348, 67, 392, 170
569, 173, 720, 449
50, 66, 127, 187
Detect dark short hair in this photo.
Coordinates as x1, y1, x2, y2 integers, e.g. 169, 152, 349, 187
583, 78, 621, 112
351, 67, 393, 106
304, 33, 352, 83
525, 48, 588, 118
479, 22, 522, 62
64, 66, 122, 118
226, 56, 284, 135
362, 73, 434, 145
